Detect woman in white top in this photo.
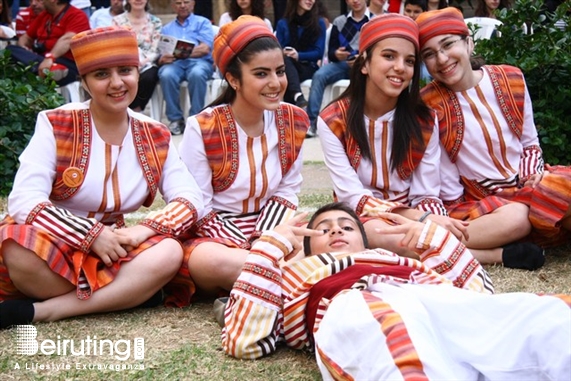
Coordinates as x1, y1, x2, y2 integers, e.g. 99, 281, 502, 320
218, 0, 273, 30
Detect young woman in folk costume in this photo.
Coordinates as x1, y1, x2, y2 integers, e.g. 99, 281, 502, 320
317, 13, 540, 269
169, 16, 308, 306
0, 27, 205, 329
418, 8, 571, 266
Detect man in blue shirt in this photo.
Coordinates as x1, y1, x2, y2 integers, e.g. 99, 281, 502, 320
158, 0, 214, 135
305, 0, 371, 138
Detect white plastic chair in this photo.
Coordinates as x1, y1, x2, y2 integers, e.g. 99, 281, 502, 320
56, 81, 82, 103
464, 17, 503, 40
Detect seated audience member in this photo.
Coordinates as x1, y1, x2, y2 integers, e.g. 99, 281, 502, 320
418, 9, 571, 249
305, 0, 371, 138
166, 16, 308, 307
218, 0, 272, 30
71, 0, 92, 16
113, 0, 162, 113
6, 0, 90, 86
404, 0, 426, 20
15, 0, 44, 38
403, 0, 431, 82
0, 26, 205, 329
221, 202, 571, 380
368, 0, 388, 15
275, 0, 326, 109
0, 0, 14, 46
426, 0, 447, 11
474, 0, 510, 18
89, 0, 124, 28
157, 0, 214, 135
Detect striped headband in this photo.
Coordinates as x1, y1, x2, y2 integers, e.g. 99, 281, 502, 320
70, 26, 139, 76
359, 13, 420, 53
416, 7, 470, 48
213, 15, 277, 76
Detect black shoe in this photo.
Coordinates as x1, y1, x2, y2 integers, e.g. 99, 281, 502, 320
0, 299, 35, 330
295, 94, 308, 109
136, 289, 164, 309
502, 242, 545, 271
168, 120, 185, 135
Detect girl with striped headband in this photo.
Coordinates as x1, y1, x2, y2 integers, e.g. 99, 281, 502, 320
171, 16, 309, 306
418, 8, 571, 256
0, 26, 205, 328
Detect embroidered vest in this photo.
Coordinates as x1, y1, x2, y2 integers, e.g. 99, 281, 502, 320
199, 104, 308, 193
421, 65, 526, 163
48, 109, 170, 207
320, 98, 434, 180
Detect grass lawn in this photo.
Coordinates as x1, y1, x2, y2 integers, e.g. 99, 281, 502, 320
1, 163, 570, 380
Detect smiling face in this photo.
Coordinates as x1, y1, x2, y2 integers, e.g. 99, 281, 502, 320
237, 0, 251, 12
226, 48, 287, 112
82, 66, 139, 114
297, 0, 315, 14
361, 37, 416, 109
308, 210, 366, 254
421, 34, 473, 91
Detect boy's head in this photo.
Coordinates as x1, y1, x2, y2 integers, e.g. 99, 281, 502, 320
404, 0, 427, 20
303, 202, 368, 256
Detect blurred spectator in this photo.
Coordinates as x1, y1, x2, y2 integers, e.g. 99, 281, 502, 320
89, 0, 123, 27
113, 0, 162, 112
218, 0, 272, 30
427, 0, 447, 11
6, 0, 90, 86
275, 0, 326, 108
305, 0, 370, 137
15, 0, 44, 37
474, 0, 510, 18
404, 0, 426, 20
71, 0, 92, 16
157, 0, 214, 135
0, 0, 15, 48
369, 0, 388, 15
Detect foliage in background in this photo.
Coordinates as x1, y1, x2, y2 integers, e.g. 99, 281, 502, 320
473, 0, 571, 164
0, 49, 64, 197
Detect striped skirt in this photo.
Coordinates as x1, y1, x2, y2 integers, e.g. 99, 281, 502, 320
0, 216, 163, 301
164, 212, 258, 307
446, 166, 571, 247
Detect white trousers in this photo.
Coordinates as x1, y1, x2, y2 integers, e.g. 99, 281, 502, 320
314, 283, 571, 381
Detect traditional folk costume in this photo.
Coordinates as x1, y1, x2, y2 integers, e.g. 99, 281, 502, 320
417, 7, 571, 248
171, 103, 307, 306
318, 98, 446, 216
166, 16, 310, 307
222, 220, 571, 379
316, 14, 448, 220
0, 102, 205, 301
422, 64, 571, 247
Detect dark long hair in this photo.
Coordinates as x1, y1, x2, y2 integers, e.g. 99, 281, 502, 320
336, 41, 432, 171
229, 0, 266, 21
282, 0, 322, 49
0, 0, 11, 25
211, 36, 282, 106
474, 0, 510, 17
303, 202, 368, 255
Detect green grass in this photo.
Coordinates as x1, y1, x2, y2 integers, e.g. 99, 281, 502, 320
2, 166, 571, 380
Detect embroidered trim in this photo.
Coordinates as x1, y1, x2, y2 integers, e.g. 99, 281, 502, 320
233, 280, 282, 307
